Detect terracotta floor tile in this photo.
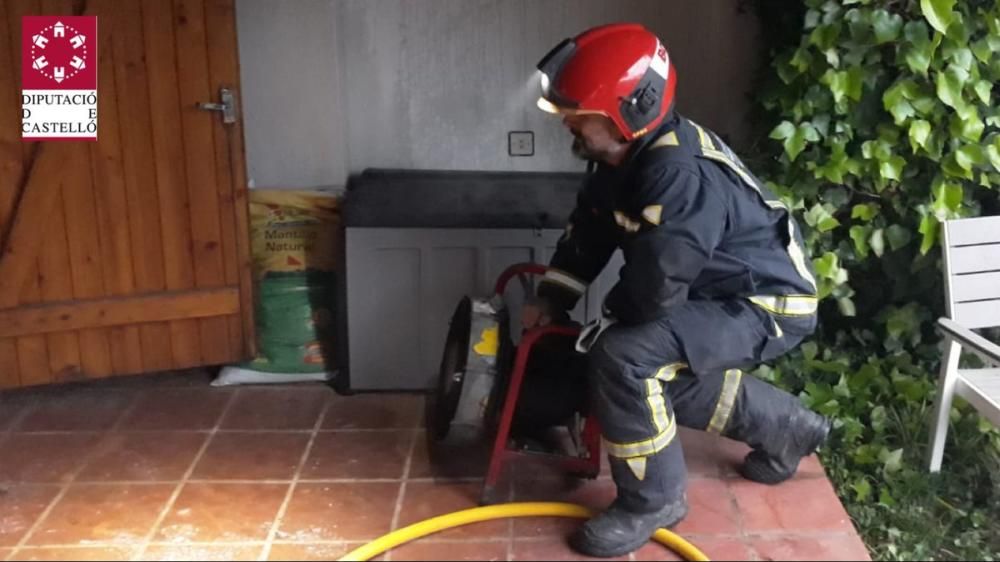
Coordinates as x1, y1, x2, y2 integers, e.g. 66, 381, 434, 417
277, 483, 400, 542
389, 540, 509, 561
120, 389, 233, 431
398, 483, 507, 540
0, 397, 29, 431
731, 478, 857, 534
322, 394, 423, 430
268, 543, 359, 561
276, 483, 400, 542
220, 387, 329, 430
155, 483, 288, 543
9, 546, 135, 561
0, 486, 61, 547
796, 454, 829, 479
506, 454, 595, 484
191, 433, 310, 481
632, 540, 685, 562
637, 537, 755, 561
409, 431, 490, 480
14, 391, 134, 432
77, 432, 208, 482
0, 434, 102, 483
512, 478, 616, 538
750, 534, 872, 561
0, 549, 10, 560
672, 479, 741, 537
140, 544, 264, 561
302, 431, 411, 480
28, 484, 173, 546
511, 538, 629, 561
678, 428, 731, 478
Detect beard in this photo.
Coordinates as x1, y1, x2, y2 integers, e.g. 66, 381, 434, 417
571, 135, 601, 161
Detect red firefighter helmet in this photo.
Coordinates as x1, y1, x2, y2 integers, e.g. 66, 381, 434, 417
536, 23, 677, 141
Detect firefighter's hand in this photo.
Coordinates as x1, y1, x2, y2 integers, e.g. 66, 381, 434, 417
521, 298, 553, 330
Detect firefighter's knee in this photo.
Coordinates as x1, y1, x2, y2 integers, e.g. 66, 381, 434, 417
586, 328, 629, 378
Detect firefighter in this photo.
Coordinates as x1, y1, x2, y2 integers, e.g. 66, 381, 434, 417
527, 23, 833, 558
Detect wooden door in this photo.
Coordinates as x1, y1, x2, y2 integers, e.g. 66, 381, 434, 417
0, 0, 254, 388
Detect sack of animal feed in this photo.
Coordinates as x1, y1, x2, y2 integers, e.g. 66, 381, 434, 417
213, 189, 341, 386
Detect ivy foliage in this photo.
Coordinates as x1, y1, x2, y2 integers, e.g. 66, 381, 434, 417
747, 0, 1000, 559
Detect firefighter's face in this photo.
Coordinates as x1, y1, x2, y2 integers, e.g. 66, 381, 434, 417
562, 114, 627, 164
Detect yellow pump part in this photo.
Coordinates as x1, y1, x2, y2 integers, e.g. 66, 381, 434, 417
337, 502, 710, 561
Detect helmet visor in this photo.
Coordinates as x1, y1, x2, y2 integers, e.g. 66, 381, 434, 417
535, 38, 582, 111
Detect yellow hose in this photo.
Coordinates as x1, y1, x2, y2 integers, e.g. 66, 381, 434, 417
337, 502, 710, 561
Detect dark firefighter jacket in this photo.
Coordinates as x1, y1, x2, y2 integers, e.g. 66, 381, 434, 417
538, 112, 819, 326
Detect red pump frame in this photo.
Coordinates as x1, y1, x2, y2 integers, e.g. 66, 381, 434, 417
479, 263, 603, 505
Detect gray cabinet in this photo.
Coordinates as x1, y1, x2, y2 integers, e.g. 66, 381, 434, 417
339, 169, 624, 391
344, 226, 621, 390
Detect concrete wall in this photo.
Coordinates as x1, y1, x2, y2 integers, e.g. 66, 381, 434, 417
236, 0, 762, 189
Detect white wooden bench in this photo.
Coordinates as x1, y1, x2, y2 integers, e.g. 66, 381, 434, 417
927, 215, 1000, 472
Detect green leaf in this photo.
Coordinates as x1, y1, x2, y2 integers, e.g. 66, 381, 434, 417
936, 64, 969, 110
809, 23, 841, 50
851, 479, 871, 502
933, 177, 964, 213
903, 21, 935, 74
872, 9, 904, 44
887, 224, 912, 250
823, 48, 840, 67
853, 444, 882, 465
823, 187, 849, 208
908, 120, 932, 153
805, 203, 826, 227
811, 114, 831, 138
974, 80, 992, 104
950, 47, 974, 71
950, 106, 985, 143
838, 296, 857, 316
955, 145, 985, 171
879, 488, 896, 507
886, 304, 923, 342
944, 10, 969, 42
818, 216, 840, 232
943, 152, 975, 179
822, 68, 864, 105
789, 48, 813, 73
850, 225, 872, 258
911, 91, 938, 115
770, 121, 796, 140
880, 156, 906, 181
805, 9, 821, 28
801, 341, 819, 362
870, 228, 886, 257
783, 123, 820, 161
852, 204, 878, 222
972, 38, 993, 63
881, 448, 904, 474
871, 405, 888, 433
884, 83, 917, 125
987, 144, 1000, 172
919, 214, 940, 254
813, 251, 840, 279
920, 0, 956, 35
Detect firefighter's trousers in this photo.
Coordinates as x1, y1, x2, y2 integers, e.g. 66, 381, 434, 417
587, 298, 816, 512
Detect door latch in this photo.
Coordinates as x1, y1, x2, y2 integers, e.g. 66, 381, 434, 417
197, 87, 237, 124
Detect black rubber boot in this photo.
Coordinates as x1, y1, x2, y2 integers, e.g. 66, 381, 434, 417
569, 496, 689, 558
739, 406, 831, 485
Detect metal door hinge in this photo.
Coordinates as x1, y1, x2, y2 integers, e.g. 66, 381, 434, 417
198, 87, 238, 124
